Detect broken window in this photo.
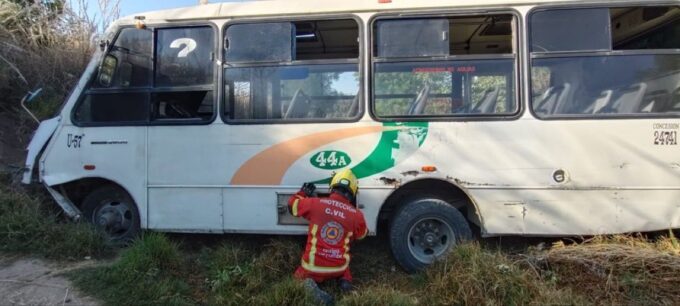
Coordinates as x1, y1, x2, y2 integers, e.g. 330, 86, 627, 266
74, 26, 216, 125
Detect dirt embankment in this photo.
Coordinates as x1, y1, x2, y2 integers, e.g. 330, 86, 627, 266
0, 110, 31, 171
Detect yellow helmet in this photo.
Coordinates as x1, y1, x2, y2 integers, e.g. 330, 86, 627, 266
330, 169, 358, 197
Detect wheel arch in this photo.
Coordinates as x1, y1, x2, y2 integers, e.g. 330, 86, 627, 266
376, 178, 484, 232
53, 176, 137, 211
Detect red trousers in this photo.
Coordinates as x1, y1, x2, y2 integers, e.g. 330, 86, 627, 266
294, 266, 352, 283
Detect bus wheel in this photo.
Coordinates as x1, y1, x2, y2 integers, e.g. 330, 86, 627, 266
389, 198, 472, 273
82, 185, 140, 243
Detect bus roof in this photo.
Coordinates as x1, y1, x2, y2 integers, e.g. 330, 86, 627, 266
121, 0, 607, 22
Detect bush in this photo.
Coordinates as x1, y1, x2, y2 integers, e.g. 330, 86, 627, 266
0, 1, 95, 122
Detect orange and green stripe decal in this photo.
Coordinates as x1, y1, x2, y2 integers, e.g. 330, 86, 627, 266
230, 122, 428, 185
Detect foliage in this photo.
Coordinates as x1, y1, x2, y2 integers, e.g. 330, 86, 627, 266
0, 0, 109, 122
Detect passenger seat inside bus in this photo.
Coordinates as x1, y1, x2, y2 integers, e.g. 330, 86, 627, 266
474, 87, 500, 113
582, 90, 613, 114
284, 88, 312, 119
153, 91, 212, 120
534, 83, 571, 115
597, 83, 647, 114
408, 84, 431, 115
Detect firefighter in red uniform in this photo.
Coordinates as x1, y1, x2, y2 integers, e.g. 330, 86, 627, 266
288, 169, 368, 299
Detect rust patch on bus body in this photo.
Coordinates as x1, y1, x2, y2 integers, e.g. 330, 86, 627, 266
378, 177, 401, 187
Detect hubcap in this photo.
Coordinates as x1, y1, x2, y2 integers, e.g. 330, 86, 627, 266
94, 200, 133, 239
407, 217, 455, 264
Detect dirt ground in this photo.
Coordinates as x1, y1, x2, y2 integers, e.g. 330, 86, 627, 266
0, 256, 100, 306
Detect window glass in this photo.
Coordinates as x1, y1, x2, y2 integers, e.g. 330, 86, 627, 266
613, 8, 680, 50
374, 59, 515, 117
74, 92, 149, 123
94, 28, 152, 88
531, 8, 611, 52
78, 26, 216, 125
376, 19, 449, 58
225, 23, 293, 62
372, 14, 516, 119
226, 64, 359, 120
532, 54, 680, 115
375, 15, 513, 57
530, 6, 680, 117
156, 27, 214, 87
223, 19, 360, 122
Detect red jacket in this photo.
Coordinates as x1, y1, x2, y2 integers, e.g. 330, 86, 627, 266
288, 191, 368, 274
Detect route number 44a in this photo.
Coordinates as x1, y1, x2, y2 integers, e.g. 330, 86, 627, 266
310, 151, 352, 170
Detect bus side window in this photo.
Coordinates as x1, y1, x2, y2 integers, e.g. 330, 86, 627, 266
530, 6, 680, 117
152, 26, 215, 121
93, 28, 152, 89
75, 28, 152, 124
224, 19, 361, 122
372, 14, 517, 118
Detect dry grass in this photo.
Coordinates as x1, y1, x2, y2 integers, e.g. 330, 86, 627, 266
533, 234, 680, 304
423, 243, 587, 305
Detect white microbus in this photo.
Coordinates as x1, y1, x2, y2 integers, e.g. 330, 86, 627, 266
22, 0, 680, 271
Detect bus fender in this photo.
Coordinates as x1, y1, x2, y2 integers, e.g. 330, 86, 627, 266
22, 116, 60, 184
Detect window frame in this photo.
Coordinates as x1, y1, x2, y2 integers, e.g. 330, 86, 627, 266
71, 22, 220, 127
368, 9, 524, 122
220, 15, 365, 125
527, 2, 680, 121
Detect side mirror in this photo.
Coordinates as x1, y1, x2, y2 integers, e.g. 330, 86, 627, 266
97, 54, 118, 87
26, 88, 43, 103
21, 88, 43, 123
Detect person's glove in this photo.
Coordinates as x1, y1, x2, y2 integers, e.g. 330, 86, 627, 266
301, 182, 316, 197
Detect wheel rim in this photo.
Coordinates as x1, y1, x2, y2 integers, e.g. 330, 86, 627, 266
407, 217, 456, 264
93, 199, 134, 239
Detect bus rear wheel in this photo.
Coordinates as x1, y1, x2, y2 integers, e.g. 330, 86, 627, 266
82, 185, 140, 243
389, 198, 472, 273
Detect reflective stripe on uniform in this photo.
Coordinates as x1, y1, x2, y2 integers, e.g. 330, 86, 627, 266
309, 224, 319, 266
343, 232, 353, 264
301, 259, 349, 274
358, 228, 368, 239
292, 198, 300, 216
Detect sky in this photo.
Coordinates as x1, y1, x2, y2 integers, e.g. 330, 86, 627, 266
76, 0, 246, 21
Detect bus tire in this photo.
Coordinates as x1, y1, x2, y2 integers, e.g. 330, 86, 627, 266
82, 185, 140, 244
389, 198, 472, 273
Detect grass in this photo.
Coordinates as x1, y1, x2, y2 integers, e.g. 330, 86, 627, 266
0, 176, 109, 260
70, 232, 194, 306
66, 232, 680, 306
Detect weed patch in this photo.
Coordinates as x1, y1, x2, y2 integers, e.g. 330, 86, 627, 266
422, 243, 587, 305
0, 180, 108, 260
70, 233, 193, 306
537, 235, 680, 304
